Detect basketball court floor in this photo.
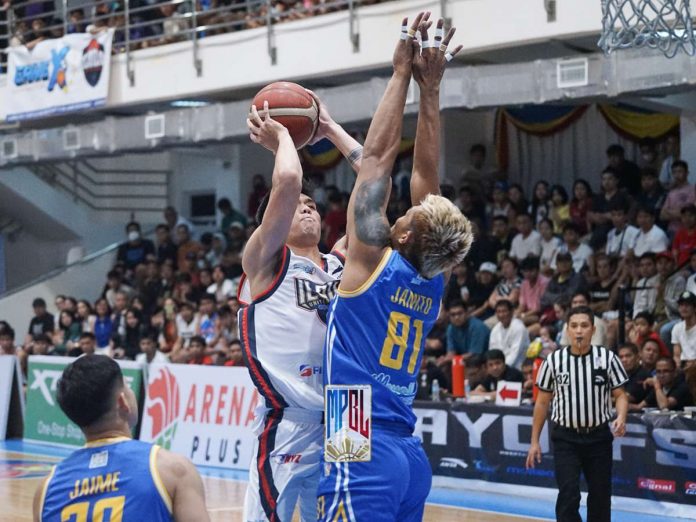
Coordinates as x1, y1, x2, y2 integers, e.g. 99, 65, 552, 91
0, 440, 687, 522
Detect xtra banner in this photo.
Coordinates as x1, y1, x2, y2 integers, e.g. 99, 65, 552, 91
414, 401, 696, 506
24, 355, 143, 447
5, 30, 113, 122
140, 364, 260, 471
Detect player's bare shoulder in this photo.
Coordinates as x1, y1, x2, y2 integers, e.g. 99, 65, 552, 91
156, 446, 210, 522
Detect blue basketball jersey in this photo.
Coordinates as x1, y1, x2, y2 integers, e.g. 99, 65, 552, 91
324, 248, 444, 431
41, 437, 172, 522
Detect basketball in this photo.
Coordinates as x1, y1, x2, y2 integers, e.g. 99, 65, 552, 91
251, 81, 319, 149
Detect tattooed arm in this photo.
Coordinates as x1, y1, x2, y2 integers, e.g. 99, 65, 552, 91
339, 13, 425, 292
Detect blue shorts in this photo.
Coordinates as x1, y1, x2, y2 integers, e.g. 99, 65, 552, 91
316, 424, 432, 522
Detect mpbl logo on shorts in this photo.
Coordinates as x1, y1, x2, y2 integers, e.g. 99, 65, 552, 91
324, 385, 371, 462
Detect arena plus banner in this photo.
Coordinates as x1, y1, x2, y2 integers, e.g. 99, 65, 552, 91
24, 356, 143, 447
5, 30, 113, 122
0, 355, 23, 440
414, 401, 696, 508
140, 364, 260, 470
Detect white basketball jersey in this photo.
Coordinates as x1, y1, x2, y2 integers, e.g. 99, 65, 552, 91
238, 246, 344, 411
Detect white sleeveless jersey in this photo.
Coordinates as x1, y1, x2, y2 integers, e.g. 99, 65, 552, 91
238, 246, 344, 411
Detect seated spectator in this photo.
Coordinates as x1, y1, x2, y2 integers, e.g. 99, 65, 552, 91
540, 252, 588, 317
638, 357, 693, 410
549, 185, 570, 234
27, 297, 54, 345
117, 221, 155, 271
672, 204, 696, 266
68, 332, 98, 357
516, 256, 549, 334
509, 213, 541, 262
226, 221, 247, 254
0, 326, 26, 375
660, 160, 695, 235
112, 308, 148, 360
551, 223, 593, 274
488, 300, 529, 370
521, 358, 535, 400
588, 254, 618, 316
444, 300, 490, 363
104, 271, 134, 309
487, 182, 512, 224
75, 300, 96, 334
538, 218, 562, 277
633, 168, 666, 223
489, 215, 515, 263
164, 206, 195, 243
640, 338, 661, 374
633, 206, 669, 257
222, 339, 245, 367
136, 335, 170, 365
465, 354, 487, 391
559, 292, 608, 347
53, 310, 82, 356
208, 265, 235, 304
471, 349, 524, 399
632, 253, 659, 318
618, 343, 652, 411
672, 291, 696, 369
155, 224, 178, 267
175, 302, 199, 348
484, 257, 522, 323
176, 225, 203, 271
206, 233, 226, 267
469, 263, 498, 318
605, 200, 639, 260
416, 355, 450, 400
30, 333, 53, 356
654, 251, 685, 327
588, 167, 629, 250
197, 294, 218, 346
446, 261, 474, 305
529, 181, 551, 225
628, 311, 669, 357
218, 197, 247, 234
607, 143, 641, 196
93, 299, 113, 352
181, 335, 214, 365
569, 179, 593, 236
456, 187, 486, 225
466, 219, 498, 270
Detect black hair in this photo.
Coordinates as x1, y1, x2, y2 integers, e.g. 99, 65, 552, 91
618, 343, 639, 356
606, 144, 625, 156
34, 333, 51, 344
494, 299, 514, 311
608, 199, 629, 214
562, 222, 581, 235
217, 197, 232, 211
572, 291, 592, 304
107, 270, 121, 280
256, 178, 314, 224
636, 205, 656, 217
601, 166, 619, 179
32, 297, 47, 308
200, 232, 213, 246
470, 144, 486, 155
199, 293, 216, 304
125, 221, 141, 232
656, 356, 677, 369
681, 204, 696, 216
468, 354, 486, 368
550, 184, 569, 205
492, 215, 509, 224
640, 167, 658, 178
486, 349, 505, 362
521, 358, 535, 368
639, 252, 656, 262
567, 305, 594, 323
633, 311, 655, 325
189, 335, 206, 347
155, 223, 170, 232
501, 256, 518, 269
672, 159, 689, 171
515, 211, 532, 220
0, 327, 15, 340
79, 332, 96, 341
520, 256, 540, 271
57, 355, 124, 428
571, 179, 593, 200
446, 299, 466, 311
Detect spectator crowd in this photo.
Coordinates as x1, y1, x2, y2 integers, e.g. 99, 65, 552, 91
1, 137, 696, 413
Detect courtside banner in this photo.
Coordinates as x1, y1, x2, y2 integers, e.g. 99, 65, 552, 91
0, 355, 23, 440
5, 30, 113, 122
140, 364, 260, 470
24, 356, 143, 447
414, 401, 696, 508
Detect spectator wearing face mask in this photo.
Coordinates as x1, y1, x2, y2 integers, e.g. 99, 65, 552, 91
117, 222, 155, 270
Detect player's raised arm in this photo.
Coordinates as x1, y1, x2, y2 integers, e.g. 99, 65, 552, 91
341, 13, 425, 289
410, 20, 462, 205
242, 102, 303, 291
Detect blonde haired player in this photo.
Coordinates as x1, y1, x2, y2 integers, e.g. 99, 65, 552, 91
318, 13, 472, 522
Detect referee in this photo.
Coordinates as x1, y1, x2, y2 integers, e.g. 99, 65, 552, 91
526, 306, 628, 522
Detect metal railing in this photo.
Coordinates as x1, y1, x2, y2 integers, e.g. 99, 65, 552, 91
1, 0, 378, 81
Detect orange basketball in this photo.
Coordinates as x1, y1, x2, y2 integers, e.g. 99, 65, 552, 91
251, 81, 319, 149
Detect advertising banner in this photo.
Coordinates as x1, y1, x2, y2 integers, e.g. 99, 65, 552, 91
140, 364, 260, 470
5, 30, 113, 122
24, 355, 143, 447
0, 355, 23, 440
414, 401, 696, 507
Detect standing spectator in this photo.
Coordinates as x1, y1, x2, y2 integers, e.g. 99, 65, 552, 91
247, 174, 268, 219
569, 179, 593, 236
27, 298, 54, 344
529, 181, 551, 225
617, 343, 652, 410
606, 143, 641, 195
638, 138, 661, 171
588, 168, 629, 250
632, 253, 659, 318
538, 218, 562, 276
488, 300, 529, 370
444, 300, 490, 362
633, 169, 666, 224
660, 160, 695, 234
164, 207, 195, 243
552, 223, 593, 274
218, 197, 247, 234
155, 224, 178, 267
509, 213, 542, 262
672, 291, 696, 368
605, 201, 639, 259
176, 225, 202, 271
527, 305, 628, 522
633, 206, 669, 256
93, 299, 113, 353
460, 144, 493, 196
671, 204, 696, 266
549, 185, 570, 234
471, 349, 524, 398
638, 357, 693, 410
516, 256, 549, 332
136, 335, 170, 365
116, 222, 155, 270
659, 134, 679, 188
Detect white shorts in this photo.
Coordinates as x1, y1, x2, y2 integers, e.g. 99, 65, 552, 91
244, 408, 323, 522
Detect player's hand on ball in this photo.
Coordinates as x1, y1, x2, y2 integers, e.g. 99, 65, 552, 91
305, 89, 334, 145
525, 442, 542, 469
247, 100, 289, 154
412, 18, 463, 90
393, 12, 426, 76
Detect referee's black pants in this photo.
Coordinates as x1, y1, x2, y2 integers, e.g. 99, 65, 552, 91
551, 423, 613, 522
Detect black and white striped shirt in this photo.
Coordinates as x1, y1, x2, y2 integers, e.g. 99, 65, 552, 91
536, 345, 628, 429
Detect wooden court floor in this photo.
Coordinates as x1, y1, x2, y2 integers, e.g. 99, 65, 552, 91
0, 449, 543, 522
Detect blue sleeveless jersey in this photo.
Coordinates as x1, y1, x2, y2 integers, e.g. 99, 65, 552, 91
324, 248, 444, 431
41, 437, 172, 522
